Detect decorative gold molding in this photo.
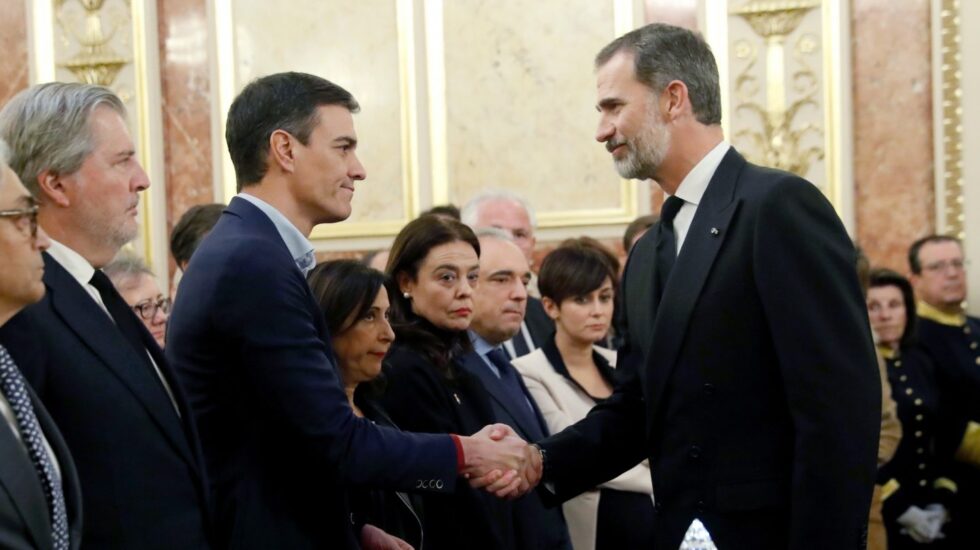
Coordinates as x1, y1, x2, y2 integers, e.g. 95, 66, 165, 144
55, 0, 130, 86
731, 0, 824, 177
938, 0, 964, 239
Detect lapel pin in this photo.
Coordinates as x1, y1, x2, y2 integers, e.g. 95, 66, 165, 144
710, 227, 720, 236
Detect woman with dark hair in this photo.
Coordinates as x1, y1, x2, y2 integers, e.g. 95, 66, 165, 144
867, 268, 956, 547
379, 215, 514, 550
512, 238, 654, 550
307, 260, 420, 549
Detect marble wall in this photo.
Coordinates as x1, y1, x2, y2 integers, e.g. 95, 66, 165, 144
0, 0, 29, 107
157, 0, 215, 251
852, 0, 935, 272
0, 0, 958, 277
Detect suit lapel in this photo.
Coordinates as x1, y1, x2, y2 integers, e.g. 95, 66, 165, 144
643, 149, 745, 427
0, 423, 51, 549
460, 353, 542, 441
42, 255, 198, 473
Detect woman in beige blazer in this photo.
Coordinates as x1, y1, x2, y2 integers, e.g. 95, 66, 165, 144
512, 238, 654, 550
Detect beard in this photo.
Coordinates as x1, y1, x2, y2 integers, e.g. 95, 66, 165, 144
611, 107, 671, 180
77, 196, 139, 253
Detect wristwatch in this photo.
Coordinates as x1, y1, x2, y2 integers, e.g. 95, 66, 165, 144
531, 443, 547, 475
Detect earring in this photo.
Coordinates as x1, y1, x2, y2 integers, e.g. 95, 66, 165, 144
403, 292, 411, 299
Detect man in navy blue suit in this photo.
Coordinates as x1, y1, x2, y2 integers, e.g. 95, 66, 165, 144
0, 83, 214, 548
460, 228, 572, 550
166, 72, 529, 549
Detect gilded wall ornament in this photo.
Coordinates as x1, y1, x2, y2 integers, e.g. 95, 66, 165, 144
731, 0, 824, 177
55, 0, 130, 87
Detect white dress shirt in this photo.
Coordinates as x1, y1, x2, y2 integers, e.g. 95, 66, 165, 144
46, 239, 180, 415
1, 379, 62, 478
669, 140, 730, 254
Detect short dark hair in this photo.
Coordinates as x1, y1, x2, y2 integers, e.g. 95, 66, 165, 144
226, 72, 359, 191
386, 216, 480, 373
623, 214, 659, 252
595, 23, 722, 125
908, 235, 962, 274
170, 203, 224, 268
308, 260, 388, 336
419, 204, 461, 221
539, 237, 619, 305
868, 268, 917, 349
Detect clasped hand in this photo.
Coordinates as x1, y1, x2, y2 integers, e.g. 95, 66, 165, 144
458, 424, 543, 499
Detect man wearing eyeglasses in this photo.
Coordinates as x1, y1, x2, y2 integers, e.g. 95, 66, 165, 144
0, 83, 213, 549
0, 141, 83, 549
908, 235, 980, 546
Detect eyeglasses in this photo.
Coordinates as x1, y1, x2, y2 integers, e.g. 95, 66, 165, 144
921, 259, 968, 273
132, 297, 172, 320
0, 201, 39, 240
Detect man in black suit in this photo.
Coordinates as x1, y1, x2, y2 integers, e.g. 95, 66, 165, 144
166, 72, 529, 549
460, 228, 571, 550
0, 83, 213, 548
461, 191, 553, 356
519, 24, 880, 549
0, 146, 82, 550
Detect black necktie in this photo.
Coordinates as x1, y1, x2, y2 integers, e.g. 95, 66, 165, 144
0, 345, 70, 550
485, 348, 545, 440
89, 270, 154, 366
655, 195, 685, 299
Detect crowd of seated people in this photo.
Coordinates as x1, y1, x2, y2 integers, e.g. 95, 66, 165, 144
1, 71, 978, 550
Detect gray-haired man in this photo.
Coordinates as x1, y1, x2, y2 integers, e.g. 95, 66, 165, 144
0, 83, 213, 549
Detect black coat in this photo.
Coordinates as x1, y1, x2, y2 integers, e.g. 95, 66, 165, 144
381, 343, 515, 550
537, 148, 880, 549
0, 254, 213, 549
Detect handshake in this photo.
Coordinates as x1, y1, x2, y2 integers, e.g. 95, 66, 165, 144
457, 424, 544, 499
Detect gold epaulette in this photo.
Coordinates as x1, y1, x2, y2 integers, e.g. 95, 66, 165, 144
954, 421, 980, 467
880, 478, 900, 501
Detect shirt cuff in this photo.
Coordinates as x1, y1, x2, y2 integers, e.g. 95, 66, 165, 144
450, 434, 466, 472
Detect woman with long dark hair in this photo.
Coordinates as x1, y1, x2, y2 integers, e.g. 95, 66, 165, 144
380, 215, 514, 550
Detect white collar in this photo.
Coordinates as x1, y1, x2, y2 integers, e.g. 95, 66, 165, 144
45, 239, 96, 288
671, 140, 730, 206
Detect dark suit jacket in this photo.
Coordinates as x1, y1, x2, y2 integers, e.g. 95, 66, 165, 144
524, 297, 554, 349
458, 349, 572, 550
166, 197, 457, 549
380, 343, 514, 550
0, 254, 212, 549
0, 382, 82, 550
538, 148, 880, 549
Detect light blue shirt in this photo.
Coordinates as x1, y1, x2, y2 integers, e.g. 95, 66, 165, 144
468, 331, 503, 378
237, 193, 316, 275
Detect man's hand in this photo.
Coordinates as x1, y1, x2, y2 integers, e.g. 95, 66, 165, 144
361, 524, 413, 550
459, 424, 529, 496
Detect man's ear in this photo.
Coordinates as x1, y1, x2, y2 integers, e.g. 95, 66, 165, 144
662, 80, 690, 121
542, 296, 560, 320
36, 169, 71, 208
268, 129, 297, 174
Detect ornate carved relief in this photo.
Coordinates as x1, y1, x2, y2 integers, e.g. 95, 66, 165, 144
730, 0, 824, 178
